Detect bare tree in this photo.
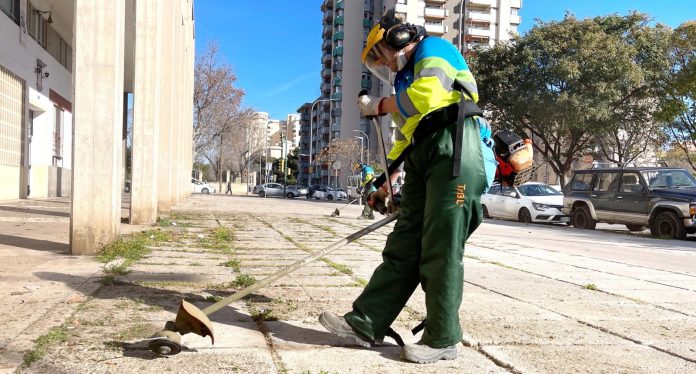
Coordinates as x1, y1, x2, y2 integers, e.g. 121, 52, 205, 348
193, 41, 246, 165
317, 138, 362, 186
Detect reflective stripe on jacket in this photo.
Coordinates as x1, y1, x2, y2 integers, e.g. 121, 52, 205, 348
389, 36, 479, 160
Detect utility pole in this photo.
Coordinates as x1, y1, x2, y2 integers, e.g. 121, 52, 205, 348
283, 120, 290, 197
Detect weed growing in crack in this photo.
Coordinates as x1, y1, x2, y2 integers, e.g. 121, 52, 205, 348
222, 259, 241, 272
583, 283, 598, 291
230, 274, 256, 288
204, 295, 223, 302
104, 263, 130, 276
23, 325, 69, 367
322, 259, 353, 275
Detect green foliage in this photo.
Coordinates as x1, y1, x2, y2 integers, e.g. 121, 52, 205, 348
97, 229, 170, 265
222, 259, 241, 271
230, 274, 256, 288
23, 325, 69, 366
472, 13, 672, 184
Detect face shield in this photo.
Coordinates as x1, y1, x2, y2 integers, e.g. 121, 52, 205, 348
362, 24, 396, 84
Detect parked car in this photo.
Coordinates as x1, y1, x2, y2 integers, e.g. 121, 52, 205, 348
564, 166, 696, 239
482, 182, 569, 224
285, 185, 308, 198
191, 178, 215, 194
307, 185, 347, 200
252, 183, 285, 197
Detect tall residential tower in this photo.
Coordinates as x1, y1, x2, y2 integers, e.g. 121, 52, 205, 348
298, 0, 521, 187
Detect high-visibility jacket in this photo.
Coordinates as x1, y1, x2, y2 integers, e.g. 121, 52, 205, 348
389, 36, 479, 160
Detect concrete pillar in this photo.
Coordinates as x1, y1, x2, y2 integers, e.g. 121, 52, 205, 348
129, 0, 160, 225
156, 2, 174, 213
70, 0, 125, 255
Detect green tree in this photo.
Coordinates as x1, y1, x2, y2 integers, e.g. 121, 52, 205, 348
659, 21, 696, 171
472, 13, 669, 184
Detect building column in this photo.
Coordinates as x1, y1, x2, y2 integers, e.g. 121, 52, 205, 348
70, 0, 125, 255
130, 0, 160, 225
156, 2, 174, 213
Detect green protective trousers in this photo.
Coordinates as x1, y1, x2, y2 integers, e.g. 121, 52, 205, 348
344, 117, 486, 348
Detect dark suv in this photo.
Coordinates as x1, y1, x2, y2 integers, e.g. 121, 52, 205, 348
563, 167, 696, 240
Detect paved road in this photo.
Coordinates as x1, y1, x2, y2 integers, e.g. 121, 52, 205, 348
3, 194, 695, 373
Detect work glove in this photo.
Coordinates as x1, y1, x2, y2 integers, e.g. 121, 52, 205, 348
358, 95, 384, 117
368, 188, 399, 215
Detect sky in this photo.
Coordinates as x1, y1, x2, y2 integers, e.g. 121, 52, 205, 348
193, 1, 695, 121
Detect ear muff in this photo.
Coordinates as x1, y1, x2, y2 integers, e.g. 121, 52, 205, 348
382, 23, 426, 51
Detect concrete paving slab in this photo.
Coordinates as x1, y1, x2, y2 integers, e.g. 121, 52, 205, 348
481, 344, 696, 374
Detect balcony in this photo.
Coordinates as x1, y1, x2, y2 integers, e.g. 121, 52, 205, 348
424, 8, 448, 19
332, 62, 343, 72
331, 108, 342, 117
323, 10, 333, 23
510, 15, 522, 25
333, 31, 344, 41
333, 77, 341, 86
425, 23, 447, 35
467, 11, 491, 22
322, 67, 331, 79
336, 0, 344, 10
321, 53, 332, 64
361, 79, 372, 89
363, 18, 372, 27
322, 39, 332, 50
332, 92, 342, 101
323, 24, 332, 37
321, 0, 333, 11
511, 0, 522, 8
321, 82, 331, 92
466, 0, 493, 7
332, 46, 343, 57
467, 26, 491, 38
425, 0, 447, 3
334, 16, 344, 26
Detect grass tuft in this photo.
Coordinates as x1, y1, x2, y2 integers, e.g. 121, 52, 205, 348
322, 259, 353, 275
583, 283, 598, 291
222, 259, 241, 272
230, 274, 256, 288
23, 325, 69, 367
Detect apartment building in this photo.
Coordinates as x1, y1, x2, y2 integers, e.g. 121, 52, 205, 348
298, 0, 521, 187
0, 0, 195, 255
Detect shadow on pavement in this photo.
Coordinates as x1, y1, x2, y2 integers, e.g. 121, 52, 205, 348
34, 271, 346, 359
0, 234, 69, 253
0, 205, 70, 217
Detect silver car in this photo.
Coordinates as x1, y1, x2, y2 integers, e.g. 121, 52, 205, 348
252, 183, 284, 197
285, 185, 308, 198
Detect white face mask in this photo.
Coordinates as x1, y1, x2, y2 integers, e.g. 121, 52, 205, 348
396, 51, 408, 71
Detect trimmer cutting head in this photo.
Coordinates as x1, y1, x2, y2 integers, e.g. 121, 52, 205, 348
149, 299, 214, 356
175, 299, 215, 343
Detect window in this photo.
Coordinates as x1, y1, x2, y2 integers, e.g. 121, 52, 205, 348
595, 172, 619, 192
0, 0, 19, 24
618, 173, 643, 193
571, 173, 593, 191
52, 105, 63, 166
28, 3, 47, 47
487, 185, 501, 194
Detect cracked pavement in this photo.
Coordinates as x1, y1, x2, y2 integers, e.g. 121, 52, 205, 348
2, 194, 696, 373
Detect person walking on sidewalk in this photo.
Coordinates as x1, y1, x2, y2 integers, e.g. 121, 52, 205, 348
225, 179, 232, 195
319, 8, 495, 364
354, 161, 375, 220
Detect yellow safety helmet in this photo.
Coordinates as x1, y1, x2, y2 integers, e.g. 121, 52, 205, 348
361, 24, 385, 64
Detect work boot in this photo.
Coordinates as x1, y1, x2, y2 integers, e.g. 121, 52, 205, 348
401, 341, 459, 364
319, 311, 371, 348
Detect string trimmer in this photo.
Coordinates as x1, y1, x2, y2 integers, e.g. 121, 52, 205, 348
330, 198, 359, 217
148, 213, 399, 355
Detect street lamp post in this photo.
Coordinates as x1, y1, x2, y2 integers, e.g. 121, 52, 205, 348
353, 130, 370, 165
309, 98, 338, 187
354, 136, 364, 163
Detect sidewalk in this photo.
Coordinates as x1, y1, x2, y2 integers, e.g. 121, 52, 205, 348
2, 194, 696, 373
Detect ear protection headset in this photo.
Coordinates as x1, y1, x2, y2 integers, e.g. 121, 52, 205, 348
379, 13, 426, 51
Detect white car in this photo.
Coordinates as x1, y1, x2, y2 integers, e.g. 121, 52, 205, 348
191, 178, 216, 194
481, 182, 569, 224
307, 185, 347, 201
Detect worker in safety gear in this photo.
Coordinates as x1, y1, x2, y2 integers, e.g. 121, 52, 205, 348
319, 9, 497, 364
354, 162, 376, 220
